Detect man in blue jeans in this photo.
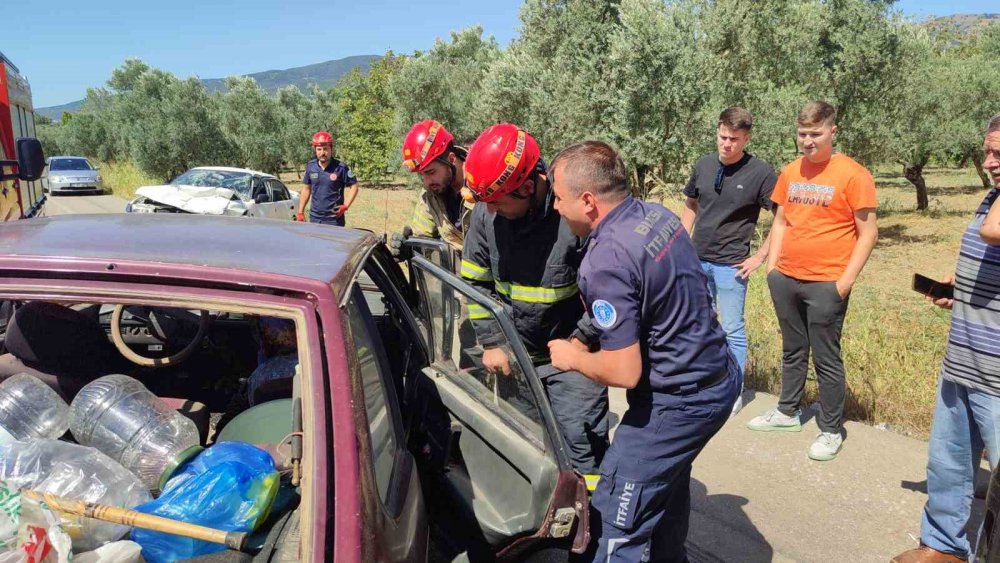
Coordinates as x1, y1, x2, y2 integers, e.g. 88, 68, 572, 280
681, 107, 777, 414
893, 115, 1000, 563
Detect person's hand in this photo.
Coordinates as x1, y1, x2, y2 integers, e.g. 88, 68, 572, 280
334, 204, 349, 217
735, 255, 765, 280
835, 278, 852, 300
548, 339, 581, 372
295, 212, 305, 222
930, 274, 955, 310
482, 347, 511, 376
388, 226, 413, 261
568, 337, 589, 352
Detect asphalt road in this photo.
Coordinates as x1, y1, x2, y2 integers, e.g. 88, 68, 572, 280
42, 191, 128, 216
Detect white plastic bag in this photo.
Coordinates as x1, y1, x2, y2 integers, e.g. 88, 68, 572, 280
0, 481, 72, 563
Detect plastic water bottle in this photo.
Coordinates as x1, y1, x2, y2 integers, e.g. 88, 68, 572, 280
0, 439, 152, 551
0, 373, 70, 444
69, 374, 202, 491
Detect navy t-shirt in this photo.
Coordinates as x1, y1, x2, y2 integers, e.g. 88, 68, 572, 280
303, 158, 357, 221
579, 197, 730, 394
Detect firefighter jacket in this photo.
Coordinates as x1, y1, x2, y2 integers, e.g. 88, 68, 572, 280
460, 187, 598, 363
410, 188, 472, 254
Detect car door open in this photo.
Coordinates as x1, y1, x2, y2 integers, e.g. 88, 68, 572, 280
406, 253, 590, 559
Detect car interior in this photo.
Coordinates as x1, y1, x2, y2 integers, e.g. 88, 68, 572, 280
0, 298, 304, 561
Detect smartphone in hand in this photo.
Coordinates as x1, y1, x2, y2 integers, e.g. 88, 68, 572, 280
913, 273, 955, 300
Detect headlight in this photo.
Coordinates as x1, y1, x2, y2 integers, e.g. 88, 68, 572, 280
95, 175, 102, 183
50, 176, 65, 183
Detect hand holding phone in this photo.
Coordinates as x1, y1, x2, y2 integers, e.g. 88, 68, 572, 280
913, 273, 955, 300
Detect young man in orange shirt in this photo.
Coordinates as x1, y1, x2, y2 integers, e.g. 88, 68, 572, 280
747, 101, 878, 461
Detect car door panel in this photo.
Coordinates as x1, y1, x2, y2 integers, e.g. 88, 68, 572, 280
267, 180, 295, 220
406, 253, 589, 557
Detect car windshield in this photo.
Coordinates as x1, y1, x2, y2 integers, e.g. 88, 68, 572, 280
49, 158, 93, 171
170, 169, 252, 198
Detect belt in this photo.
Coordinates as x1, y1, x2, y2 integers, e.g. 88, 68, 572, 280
660, 366, 730, 396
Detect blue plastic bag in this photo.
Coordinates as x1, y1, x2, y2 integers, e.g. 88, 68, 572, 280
131, 442, 280, 563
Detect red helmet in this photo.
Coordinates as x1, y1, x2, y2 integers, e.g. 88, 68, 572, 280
463, 124, 540, 203
312, 131, 333, 146
402, 120, 454, 173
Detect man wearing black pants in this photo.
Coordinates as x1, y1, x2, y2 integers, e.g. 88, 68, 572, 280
747, 102, 878, 461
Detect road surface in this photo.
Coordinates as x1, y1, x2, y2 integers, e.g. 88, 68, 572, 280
43, 192, 128, 215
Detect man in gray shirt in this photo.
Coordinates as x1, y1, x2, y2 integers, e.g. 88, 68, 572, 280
681, 107, 777, 414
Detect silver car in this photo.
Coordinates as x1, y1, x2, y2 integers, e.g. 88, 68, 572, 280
44, 156, 102, 195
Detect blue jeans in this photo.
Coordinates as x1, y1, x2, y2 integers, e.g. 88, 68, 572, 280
921, 378, 1000, 557
701, 261, 748, 376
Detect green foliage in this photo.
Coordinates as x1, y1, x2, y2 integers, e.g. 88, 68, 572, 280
216, 76, 283, 175
335, 53, 405, 184
389, 27, 500, 143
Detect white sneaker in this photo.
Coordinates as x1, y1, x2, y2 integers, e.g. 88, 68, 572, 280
746, 408, 801, 432
808, 432, 843, 461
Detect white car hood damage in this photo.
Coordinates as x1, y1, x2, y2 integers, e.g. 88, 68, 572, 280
134, 184, 249, 216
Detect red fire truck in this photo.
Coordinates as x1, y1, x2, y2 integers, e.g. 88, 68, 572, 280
0, 51, 45, 220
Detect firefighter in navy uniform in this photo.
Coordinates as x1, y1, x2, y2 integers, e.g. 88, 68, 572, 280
547, 141, 740, 562
460, 123, 609, 488
296, 131, 359, 226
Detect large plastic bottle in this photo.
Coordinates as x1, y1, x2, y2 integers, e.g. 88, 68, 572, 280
69, 374, 202, 492
0, 439, 152, 551
0, 373, 70, 445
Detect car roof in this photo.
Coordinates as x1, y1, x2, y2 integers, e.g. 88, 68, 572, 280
0, 214, 376, 291
47, 156, 90, 161
188, 166, 276, 179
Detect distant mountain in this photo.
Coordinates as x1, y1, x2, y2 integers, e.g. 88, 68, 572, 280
922, 13, 999, 37
36, 54, 379, 121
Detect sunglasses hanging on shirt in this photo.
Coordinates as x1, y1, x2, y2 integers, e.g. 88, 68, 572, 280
713, 163, 726, 193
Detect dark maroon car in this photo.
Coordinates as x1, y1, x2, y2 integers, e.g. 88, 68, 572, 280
0, 214, 589, 562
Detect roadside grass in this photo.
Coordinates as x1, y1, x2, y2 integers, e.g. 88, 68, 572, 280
296, 166, 984, 437
98, 161, 162, 200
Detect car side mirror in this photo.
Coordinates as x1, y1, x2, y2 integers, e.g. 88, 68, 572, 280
15, 138, 44, 181
254, 193, 271, 204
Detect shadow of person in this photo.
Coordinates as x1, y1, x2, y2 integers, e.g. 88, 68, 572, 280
686, 478, 775, 562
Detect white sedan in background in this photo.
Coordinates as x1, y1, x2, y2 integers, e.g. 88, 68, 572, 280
125, 166, 299, 220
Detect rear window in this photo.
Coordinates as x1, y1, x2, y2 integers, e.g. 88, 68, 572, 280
50, 158, 93, 171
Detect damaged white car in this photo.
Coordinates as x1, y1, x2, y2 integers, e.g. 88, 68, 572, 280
125, 167, 300, 220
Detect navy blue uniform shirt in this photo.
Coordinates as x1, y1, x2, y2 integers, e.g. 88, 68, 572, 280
579, 197, 730, 394
302, 158, 357, 222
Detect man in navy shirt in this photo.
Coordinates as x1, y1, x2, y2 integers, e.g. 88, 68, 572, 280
297, 131, 359, 226
548, 141, 740, 562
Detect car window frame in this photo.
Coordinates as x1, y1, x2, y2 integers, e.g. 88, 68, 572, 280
407, 253, 574, 461
267, 179, 291, 202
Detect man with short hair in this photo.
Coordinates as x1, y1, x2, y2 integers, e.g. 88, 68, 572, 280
747, 101, 878, 462
682, 107, 778, 413
892, 115, 1000, 563
460, 124, 609, 486
548, 140, 740, 562
391, 120, 472, 259
296, 131, 359, 226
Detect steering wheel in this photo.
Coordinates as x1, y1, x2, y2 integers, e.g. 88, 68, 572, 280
110, 305, 211, 367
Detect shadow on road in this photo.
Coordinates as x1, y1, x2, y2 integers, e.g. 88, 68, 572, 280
688, 478, 774, 562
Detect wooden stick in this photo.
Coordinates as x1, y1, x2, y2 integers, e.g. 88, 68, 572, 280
21, 489, 248, 551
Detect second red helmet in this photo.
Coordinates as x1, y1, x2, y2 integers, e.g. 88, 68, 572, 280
402, 120, 454, 173
463, 124, 540, 203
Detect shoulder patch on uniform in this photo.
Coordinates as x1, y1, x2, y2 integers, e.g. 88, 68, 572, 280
592, 299, 617, 329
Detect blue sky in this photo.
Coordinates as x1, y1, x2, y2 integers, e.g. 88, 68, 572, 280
6, 0, 996, 108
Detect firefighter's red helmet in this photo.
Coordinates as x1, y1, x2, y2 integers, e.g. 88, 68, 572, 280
311, 131, 333, 146
402, 120, 454, 173
463, 124, 540, 203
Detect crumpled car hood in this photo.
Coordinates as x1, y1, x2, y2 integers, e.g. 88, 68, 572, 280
134, 184, 248, 216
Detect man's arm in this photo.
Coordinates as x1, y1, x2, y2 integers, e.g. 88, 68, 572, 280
981, 196, 1000, 245
736, 209, 775, 279
681, 197, 699, 234
548, 341, 642, 389
766, 206, 787, 273
336, 184, 359, 217
296, 183, 312, 220
836, 208, 878, 298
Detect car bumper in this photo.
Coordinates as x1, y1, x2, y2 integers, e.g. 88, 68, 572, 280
47, 181, 102, 194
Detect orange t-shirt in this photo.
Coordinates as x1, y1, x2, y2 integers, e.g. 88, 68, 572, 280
771, 153, 877, 281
